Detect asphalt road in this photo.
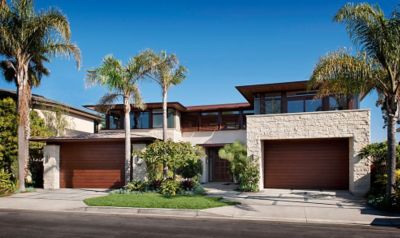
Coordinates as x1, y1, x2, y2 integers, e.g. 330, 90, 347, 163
0, 209, 398, 238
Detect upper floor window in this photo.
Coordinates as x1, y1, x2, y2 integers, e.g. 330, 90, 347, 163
221, 111, 240, 130
130, 111, 150, 129
152, 109, 175, 128
108, 111, 123, 129
181, 112, 199, 131
200, 112, 219, 131
265, 94, 281, 114
287, 91, 322, 113
242, 110, 254, 129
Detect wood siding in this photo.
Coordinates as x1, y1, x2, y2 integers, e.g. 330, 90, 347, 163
60, 142, 125, 188
264, 139, 349, 189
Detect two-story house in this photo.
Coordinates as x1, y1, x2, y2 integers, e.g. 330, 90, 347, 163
36, 80, 370, 195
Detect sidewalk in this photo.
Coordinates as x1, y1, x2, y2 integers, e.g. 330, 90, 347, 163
0, 187, 399, 227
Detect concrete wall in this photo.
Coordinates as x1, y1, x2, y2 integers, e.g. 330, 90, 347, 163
246, 109, 370, 195
43, 145, 60, 189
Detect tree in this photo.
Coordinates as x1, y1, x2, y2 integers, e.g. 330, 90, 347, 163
143, 50, 187, 178
309, 3, 400, 199
86, 54, 150, 182
0, 0, 80, 191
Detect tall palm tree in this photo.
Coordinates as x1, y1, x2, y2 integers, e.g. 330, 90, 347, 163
309, 3, 400, 198
0, 0, 80, 191
142, 50, 186, 179
86, 54, 150, 182
144, 50, 187, 141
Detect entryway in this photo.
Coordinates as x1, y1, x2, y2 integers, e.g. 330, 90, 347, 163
206, 147, 233, 182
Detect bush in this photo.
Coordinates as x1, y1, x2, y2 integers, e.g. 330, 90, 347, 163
192, 183, 206, 195
181, 180, 196, 191
124, 180, 147, 192
160, 179, 181, 197
0, 170, 15, 195
148, 179, 162, 191
176, 159, 202, 179
219, 141, 260, 192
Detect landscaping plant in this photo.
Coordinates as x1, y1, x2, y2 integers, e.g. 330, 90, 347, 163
219, 141, 260, 192
0, 169, 15, 195
160, 179, 181, 197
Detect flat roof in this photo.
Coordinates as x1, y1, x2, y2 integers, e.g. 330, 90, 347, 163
30, 132, 156, 143
235, 80, 309, 103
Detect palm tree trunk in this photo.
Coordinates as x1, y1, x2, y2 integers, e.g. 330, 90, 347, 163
386, 112, 397, 197
17, 65, 30, 192
162, 87, 168, 179
123, 95, 132, 182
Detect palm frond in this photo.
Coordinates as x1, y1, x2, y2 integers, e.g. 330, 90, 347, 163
46, 42, 81, 69
96, 92, 122, 113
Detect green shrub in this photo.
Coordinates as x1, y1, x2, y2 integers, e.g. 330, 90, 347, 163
124, 180, 147, 192
176, 159, 202, 179
160, 179, 180, 197
0, 170, 15, 195
193, 183, 206, 195
219, 141, 260, 192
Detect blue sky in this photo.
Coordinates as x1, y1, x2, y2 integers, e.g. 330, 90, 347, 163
0, 0, 398, 142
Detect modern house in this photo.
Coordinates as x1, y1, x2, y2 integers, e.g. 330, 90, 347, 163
0, 88, 102, 135
35, 80, 371, 195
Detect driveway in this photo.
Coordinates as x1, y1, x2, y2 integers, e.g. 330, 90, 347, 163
0, 189, 108, 211
203, 183, 400, 225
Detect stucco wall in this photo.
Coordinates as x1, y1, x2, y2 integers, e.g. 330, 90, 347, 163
181, 130, 246, 145
35, 109, 94, 135
246, 109, 370, 195
43, 145, 60, 189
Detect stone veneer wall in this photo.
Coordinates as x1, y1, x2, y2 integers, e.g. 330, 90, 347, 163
246, 109, 370, 195
43, 145, 60, 189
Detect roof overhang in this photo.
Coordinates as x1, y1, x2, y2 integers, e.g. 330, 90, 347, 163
235, 80, 309, 104
30, 133, 156, 143
84, 102, 187, 112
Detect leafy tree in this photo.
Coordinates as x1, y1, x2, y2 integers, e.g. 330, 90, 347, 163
42, 106, 70, 136
309, 3, 400, 199
140, 140, 204, 182
86, 54, 151, 182
0, 97, 52, 188
0, 0, 80, 191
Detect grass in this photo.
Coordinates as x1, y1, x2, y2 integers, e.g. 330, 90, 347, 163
84, 192, 239, 209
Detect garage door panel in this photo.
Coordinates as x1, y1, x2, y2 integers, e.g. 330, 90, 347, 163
264, 139, 349, 189
60, 142, 125, 188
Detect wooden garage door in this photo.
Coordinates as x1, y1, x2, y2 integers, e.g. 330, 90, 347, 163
264, 139, 349, 189
60, 142, 125, 188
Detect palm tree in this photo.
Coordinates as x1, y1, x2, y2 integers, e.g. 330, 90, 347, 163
309, 3, 400, 198
86, 54, 150, 182
144, 50, 187, 141
142, 50, 186, 178
0, 0, 80, 191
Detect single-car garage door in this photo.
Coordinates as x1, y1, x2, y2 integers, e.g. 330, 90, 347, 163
264, 138, 349, 189
60, 141, 125, 188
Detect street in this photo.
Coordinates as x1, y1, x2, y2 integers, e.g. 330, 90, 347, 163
0, 209, 398, 238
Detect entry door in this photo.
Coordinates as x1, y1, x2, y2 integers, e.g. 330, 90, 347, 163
208, 147, 232, 182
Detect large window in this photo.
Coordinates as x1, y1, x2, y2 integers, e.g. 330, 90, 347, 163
265, 95, 281, 114
107, 111, 123, 129
152, 109, 175, 128
305, 98, 322, 112
130, 111, 150, 129
200, 112, 219, 130
287, 91, 321, 113
241, 110, 254, 129
254, 94, 261, 114
221, 111, 240, 130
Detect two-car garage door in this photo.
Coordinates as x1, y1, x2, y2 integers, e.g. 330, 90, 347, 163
60, 142, 125, 188
264, 138, 349, 189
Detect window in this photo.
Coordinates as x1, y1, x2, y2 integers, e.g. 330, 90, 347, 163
130, 111, 150, 129
254, 94, 261, 114
200, 112, 219, 130
107, 111, 123, 129
288, 100, 304, 113
329, 96, 347, 110
181, 112, 199, 131
265, 95, 281, 114
242, 110, 254, 129
152, 110, 163, 128
152, 109, 175, 128
221, 111, 240, 130
305, 98, 322, 112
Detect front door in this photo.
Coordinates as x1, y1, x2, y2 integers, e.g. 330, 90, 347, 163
207, 147, 232, 182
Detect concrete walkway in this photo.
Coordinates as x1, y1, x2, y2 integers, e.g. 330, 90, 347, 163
0, 186, 399, 226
